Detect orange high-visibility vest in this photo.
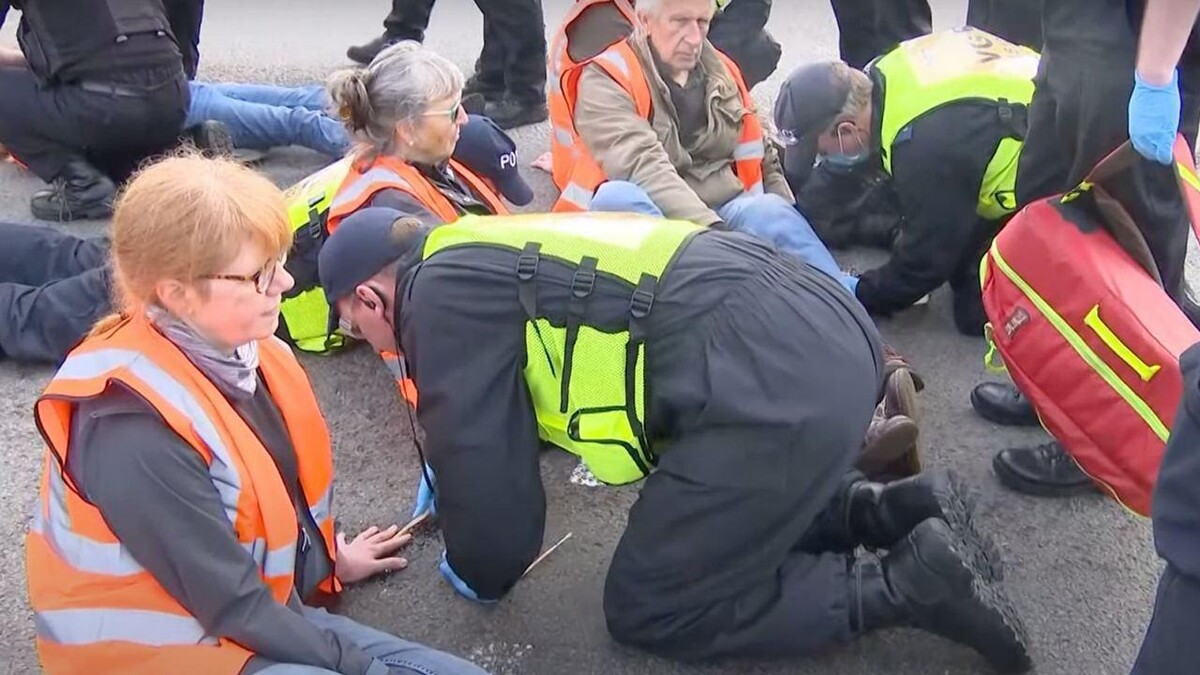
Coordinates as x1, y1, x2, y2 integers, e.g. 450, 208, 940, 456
27, 315, 339, 675
551, 35, 768, 212
547, 0, 637, 193
326, 154, 509, 233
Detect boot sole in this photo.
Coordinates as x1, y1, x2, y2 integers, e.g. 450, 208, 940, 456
857, 418, 919, 479
932, 521, 1032, 673
885, 368, 921, 424
935, 471, 1005, 583
30, 201, 112, 222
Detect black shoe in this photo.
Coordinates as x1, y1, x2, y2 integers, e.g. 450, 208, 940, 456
463, 73, 505, 103
30, 160, 116, 222
853, 519, 1032, 673
970, 382, 1039, 427
347, 34, 401, 66
992, 441, 1096, 498
847, 470, 1002, 579
187, 120, 235, 157
483, 97, 548, 130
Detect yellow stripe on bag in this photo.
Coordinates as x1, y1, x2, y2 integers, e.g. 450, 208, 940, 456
988, 241, 1169, 443
1083, 305, 1161, 382
1176, 160, 1200, 192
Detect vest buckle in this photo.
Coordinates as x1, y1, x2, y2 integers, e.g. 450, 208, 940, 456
630, 289, 654, 318
571, 267, 596, 299
517, 252, 539, 281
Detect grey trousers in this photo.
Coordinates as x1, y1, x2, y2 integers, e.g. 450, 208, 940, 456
256, 606, 489, 675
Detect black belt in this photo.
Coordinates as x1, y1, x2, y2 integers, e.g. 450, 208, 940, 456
76, 71, 180, 98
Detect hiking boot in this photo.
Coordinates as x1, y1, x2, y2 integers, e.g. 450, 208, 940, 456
484, 97, 548, 130
464, 72, 505, 102
971, 382, 1039, 427
846, 470, 1002, 580
852, 519, 1032, 673
347, 34, 401, 66
29, 160, 115, 222
187, 120, 235, 158
858, 405, 918, 479
993, 441, 1096, 498
882, 343, 924, 392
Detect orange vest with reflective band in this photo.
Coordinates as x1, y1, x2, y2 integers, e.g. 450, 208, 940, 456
326, 154, 509, 233
551, 36, 768, 212
26, 315, 339, 675
547, 0, 636, 193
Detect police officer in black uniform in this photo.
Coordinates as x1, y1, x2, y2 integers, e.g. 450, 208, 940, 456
346, 0, 548, 130
970, 0, 1200, 498
829, 0, 1042, 71
0, 0, 197, 222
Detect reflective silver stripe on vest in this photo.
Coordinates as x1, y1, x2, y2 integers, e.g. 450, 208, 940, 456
243, 538, 298, 578
734, 139, 765, 162
55, 349, 244, 527
36, 608, 218, 646
30, 464, 146, 577
328, 167, 414, 214
560, 183, 595, 209
595, 49, 631, 78
553, 127, 575, 149
310, 484, 334, 526
380, 353, 405, 380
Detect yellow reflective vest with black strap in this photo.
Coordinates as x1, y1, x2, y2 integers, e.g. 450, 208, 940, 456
278, 158, 352, 354
870, 27, 1038, 220
422, 213, 702, 485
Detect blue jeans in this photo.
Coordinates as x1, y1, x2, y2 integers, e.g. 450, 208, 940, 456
185, 82, 350, 157
256, 606, 489, 675
590, 181, 859, 295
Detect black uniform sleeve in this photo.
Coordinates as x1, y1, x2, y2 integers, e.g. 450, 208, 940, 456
162, 0, 204, 79
400, 260, 546, 601
854, 107, 1001, 314
68, 387, 382, 675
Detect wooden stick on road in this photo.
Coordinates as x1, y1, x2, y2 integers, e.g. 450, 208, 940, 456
397, 512, 430, 537
521, 532, 574, 579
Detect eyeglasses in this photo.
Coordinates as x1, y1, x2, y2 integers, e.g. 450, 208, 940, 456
422, 99, 463, 122
201, 254, 286, 294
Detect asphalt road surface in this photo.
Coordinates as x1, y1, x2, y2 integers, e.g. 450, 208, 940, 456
0, 1, 1187, 673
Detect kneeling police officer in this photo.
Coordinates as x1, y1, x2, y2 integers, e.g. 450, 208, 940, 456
316, 207, 1033, 673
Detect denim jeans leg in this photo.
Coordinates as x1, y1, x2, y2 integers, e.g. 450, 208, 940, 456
207, 83, 330, 111
588, 181, 666, 217
718, 193, 858, 294
301, 606, 490, 675
186, 83, 350, 156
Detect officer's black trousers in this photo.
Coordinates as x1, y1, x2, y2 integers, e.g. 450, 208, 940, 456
1131, 344, 1200, 674
604, 260, 881, 659
0, 64, 187, 184
965, 0, 1043, 51
829, 0, 931, 69
381, 0, 547, 103
1015, 50, 1200, 309
0, 223, 111, 364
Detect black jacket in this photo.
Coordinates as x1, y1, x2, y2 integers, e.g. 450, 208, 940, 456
853, 73, 1014, 316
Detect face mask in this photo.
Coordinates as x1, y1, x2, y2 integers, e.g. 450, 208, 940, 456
819, 124, 871, 170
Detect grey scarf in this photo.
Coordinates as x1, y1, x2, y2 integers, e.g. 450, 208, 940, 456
148, 306, 260, 398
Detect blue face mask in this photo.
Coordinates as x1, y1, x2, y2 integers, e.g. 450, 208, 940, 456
819, 124, 871, 170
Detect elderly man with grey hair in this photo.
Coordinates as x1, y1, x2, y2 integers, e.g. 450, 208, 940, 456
567, 0, 858, 296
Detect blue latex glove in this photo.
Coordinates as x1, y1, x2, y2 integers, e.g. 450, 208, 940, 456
410, 463, 437, 519
439, 551, 497, 604
1129, 70, 1181, 165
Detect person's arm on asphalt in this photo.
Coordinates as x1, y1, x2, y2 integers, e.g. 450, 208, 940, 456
70, 388, 387, 675
575, 65, 724, 226
854, 134, 985, 315
1130, 0, 1200, 163
401, 261, 546, 602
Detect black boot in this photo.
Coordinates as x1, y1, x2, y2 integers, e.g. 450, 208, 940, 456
847, 470, 1002, 579
993, 441, 1096, 497
483, 97, 549, 130
852, 519, 1032, 674
30, 160, 116, 222
464, 72, 505, 103
346, 34, 402, 66
970, 382, 1039, 427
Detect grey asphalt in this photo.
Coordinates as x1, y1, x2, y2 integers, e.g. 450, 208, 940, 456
0, 1, 1186, 674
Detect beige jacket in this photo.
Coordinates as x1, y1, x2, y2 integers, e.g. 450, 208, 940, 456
574, 30, 792, 226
